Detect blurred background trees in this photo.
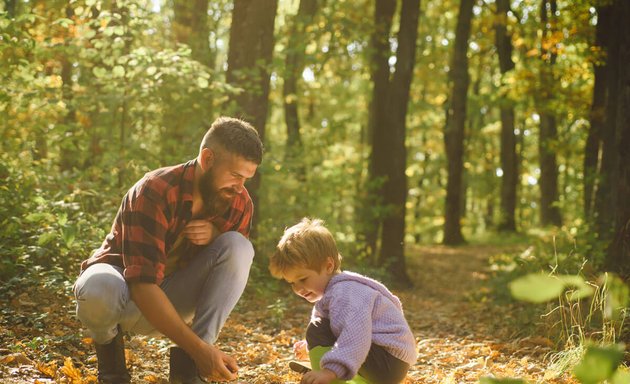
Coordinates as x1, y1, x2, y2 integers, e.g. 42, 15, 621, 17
1, 0, 629, 285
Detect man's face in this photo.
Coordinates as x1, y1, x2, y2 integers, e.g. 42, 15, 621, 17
198, 150, 257, 215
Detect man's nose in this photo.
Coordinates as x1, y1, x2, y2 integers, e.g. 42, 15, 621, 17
234, 179, 246, 192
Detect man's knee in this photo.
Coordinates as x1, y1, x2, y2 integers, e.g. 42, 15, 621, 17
212, 231, 255, 266
74, 265, 128, 328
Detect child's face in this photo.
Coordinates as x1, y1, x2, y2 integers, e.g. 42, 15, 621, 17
282, 258, 335, 303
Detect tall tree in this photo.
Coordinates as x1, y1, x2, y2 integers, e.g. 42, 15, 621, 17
494, 0, 518, 231
536, 0, 562, 226
584, 4, 611, 221
167, 0, 213, 154
443, 0, 475, 245
283, 0, 318, 173
363, 0, 396, 257
377, 0, 420, 287
225, 0, 278, 235
602, 0, 630, 278
172, 0, 211, 64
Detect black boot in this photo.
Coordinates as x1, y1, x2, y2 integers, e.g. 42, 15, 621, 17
169, 347, 206, 384
94, 328, 130, 384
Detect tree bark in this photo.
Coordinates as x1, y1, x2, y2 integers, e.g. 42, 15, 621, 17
377, 0, 420, 287
226, 0, 278, 236
362, 0, 396, 258
604, 0, 630, 278
173, 0, 210, 64
494, 0, 518, 232
443, 0, 474, 245
584, 5, 611, 221
537, 0, 562, 226
283, 0, 318, 176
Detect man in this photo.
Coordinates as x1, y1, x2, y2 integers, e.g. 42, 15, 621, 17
74, 117, 263, 383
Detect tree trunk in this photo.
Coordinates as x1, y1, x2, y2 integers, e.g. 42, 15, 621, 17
494, 0, 518, 232
604, 0, 630, 278
377, 0, 420, 288
4, 0, 17, 17
584, 5, 611, 221
362, 0, 396, 259
443, 0, 474, 245
283, 0, 318, 178
537, 0, 562, 226
173, 0, 210, 64
226, 0, 278, 237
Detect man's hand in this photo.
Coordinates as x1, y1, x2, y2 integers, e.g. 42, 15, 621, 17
193, 343, 238, 382
183, 220, 219, 245
300, 369, 337, 384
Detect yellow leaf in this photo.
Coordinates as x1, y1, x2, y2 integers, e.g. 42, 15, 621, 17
60, 357, 82, 381
36, 360, 57, 378
144, 374, 159, 382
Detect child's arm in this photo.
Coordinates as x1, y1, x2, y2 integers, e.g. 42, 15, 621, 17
301, 368, 337, 384
319, 283, 377, 380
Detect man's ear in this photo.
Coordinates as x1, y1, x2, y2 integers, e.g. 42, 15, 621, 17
200, 147, 214, 170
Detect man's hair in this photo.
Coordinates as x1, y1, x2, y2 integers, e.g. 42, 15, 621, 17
269, 217, 342, 278
200, 116, 263, 164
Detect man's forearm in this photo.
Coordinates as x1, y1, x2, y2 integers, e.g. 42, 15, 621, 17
129, 282, 205, 356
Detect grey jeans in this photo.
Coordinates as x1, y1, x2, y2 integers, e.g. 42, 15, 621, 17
73, 231, 254, 345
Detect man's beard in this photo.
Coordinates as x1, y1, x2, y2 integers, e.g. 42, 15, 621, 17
197, 167, 238, 218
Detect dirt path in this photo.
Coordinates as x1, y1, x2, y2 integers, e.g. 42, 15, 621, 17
0, 245, 578, 383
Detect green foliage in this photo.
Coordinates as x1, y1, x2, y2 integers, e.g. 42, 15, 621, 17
0, 154, 109, 280
573, 344, 625, 384
509, 273, 594, 303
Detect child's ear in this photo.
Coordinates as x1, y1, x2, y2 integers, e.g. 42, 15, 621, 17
325, 257, 335, 273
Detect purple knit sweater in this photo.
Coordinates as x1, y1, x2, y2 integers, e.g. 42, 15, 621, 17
311, 271, 417, 380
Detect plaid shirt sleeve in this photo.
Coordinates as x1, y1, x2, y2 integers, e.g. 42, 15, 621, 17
120, 181, 169, 285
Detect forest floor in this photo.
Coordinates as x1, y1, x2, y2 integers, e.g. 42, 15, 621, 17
0, 244, 579, 383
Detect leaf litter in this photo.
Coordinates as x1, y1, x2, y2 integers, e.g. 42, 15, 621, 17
0, 245, 578, 383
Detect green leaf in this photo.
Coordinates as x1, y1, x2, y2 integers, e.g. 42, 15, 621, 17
112, 65, 125, 77
509, 273, 565, 303
92, 67, 107, 78
37, 232, 57, 246
603, 273, 630, 321
479, 378, 527, 384
612, 369, 630, 384
573, 344, 624, 384
197, 77, 209, 88
558, 275, 594, 301
52, 18, 74, 27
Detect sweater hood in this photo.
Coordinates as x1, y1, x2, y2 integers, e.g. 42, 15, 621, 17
327, 271, 403, 310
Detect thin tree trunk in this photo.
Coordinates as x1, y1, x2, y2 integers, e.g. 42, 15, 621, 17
226, 0, 278, 238
537, 0, 562, 226
362, 0, 396, 259
494, 0, 518, 232
584, 5, 611, 221
283, 0, 318, 178
377, 0, 420, 287
443, 0, 474, 245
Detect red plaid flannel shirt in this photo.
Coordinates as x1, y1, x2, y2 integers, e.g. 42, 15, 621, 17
80, 160, 253, 285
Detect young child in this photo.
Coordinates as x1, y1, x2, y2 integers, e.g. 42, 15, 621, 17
269, 218, 417, 384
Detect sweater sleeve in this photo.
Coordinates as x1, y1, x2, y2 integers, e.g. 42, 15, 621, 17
320, 284, 377, 380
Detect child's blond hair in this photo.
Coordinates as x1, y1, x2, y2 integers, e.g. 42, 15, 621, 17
269, 217, 342, 278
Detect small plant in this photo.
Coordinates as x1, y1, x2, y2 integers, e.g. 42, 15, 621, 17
506, 271, 629, 384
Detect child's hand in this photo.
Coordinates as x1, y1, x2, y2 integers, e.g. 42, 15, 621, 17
293, 339, 309, 360
300, 368, 337, 384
